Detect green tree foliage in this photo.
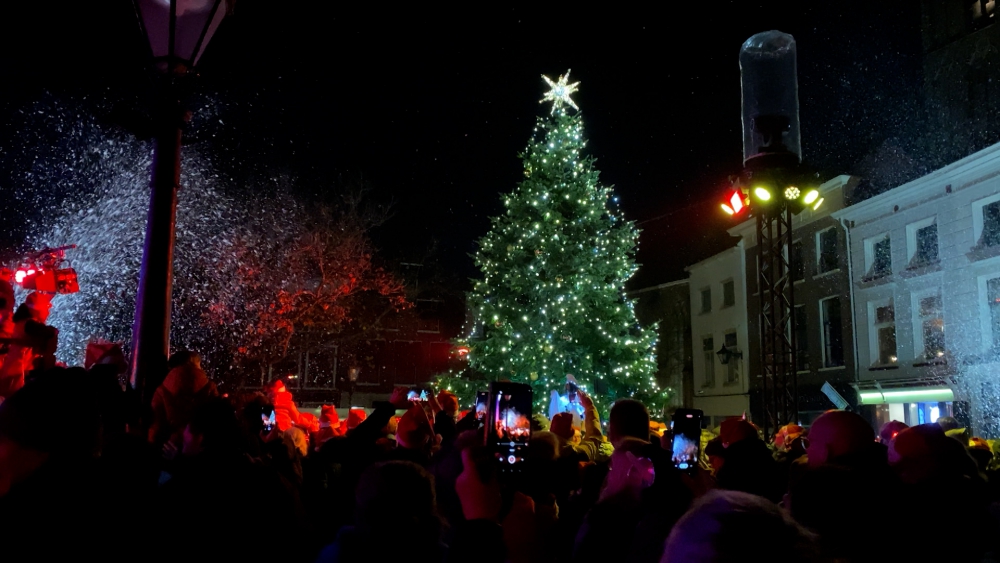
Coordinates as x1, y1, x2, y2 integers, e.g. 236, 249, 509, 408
465, 105, 668, 419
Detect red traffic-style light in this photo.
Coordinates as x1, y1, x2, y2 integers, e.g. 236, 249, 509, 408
721, 190, 747, 216
14, 267, 79, 294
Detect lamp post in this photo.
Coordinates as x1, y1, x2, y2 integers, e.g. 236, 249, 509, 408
130, 0, 231, 410
716, 344, 743, 365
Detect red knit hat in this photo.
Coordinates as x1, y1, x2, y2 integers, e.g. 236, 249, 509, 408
396, 406, 432, 449
319, 405, 340, 427
720, 418, 759, 447
437, 390, 459, 413
347, 408, 367, 429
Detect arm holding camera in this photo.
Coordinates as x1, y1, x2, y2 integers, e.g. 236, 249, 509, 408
346, 387, 410, 444
448, 447, 506, 563
573, 390, 604, 461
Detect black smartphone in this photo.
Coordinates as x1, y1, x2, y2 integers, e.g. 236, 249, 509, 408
486, 382, 533, 474
670, 408, 703, 472
262, 410, 276, 432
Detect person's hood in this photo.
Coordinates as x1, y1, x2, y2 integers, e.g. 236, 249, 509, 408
162, 364, 211, 395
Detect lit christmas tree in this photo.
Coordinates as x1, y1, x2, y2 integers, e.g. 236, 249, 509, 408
462, 71, 667, 419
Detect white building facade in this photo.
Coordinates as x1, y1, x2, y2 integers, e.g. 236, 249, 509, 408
686, 242, 750, 427
834, 142, 1000, 435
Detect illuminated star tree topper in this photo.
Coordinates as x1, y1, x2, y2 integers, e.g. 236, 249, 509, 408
540, 70, 580, 113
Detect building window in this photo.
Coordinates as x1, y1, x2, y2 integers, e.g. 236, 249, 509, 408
817, 228, 838, 274
865, 233, 892, 279
982, 200, 1000, 248
700, 287, 711, 314
418, 318, 440, 333
989, 277, 1000, 349
702, 336, 715, 387
907, 217, 938, 268
974, 194, 1000, 249
724, 332, 739, 384
722, 280, 735, 308
790, 240, 804, 281
871, 300, 897, 365
915, 292, 945, 360
820, 297, 844, 368
793, 305, 808, 371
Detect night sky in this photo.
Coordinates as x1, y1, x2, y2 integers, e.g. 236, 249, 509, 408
0, 1, 922, 291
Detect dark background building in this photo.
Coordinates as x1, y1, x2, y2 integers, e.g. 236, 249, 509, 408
630, 279, 693, 413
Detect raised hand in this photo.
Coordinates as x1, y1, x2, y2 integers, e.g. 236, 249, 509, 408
456, 448, 502, 522
389, 386, 411, 410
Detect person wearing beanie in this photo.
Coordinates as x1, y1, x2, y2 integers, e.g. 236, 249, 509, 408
395, 404, 435, 465
719, 418, 759, 448
344, 408, 367, 433
0, 292, 57, 399
774, 423, 805, 451
0, 279, 14, 349
266, 378, 301, 432
149, 351, 218, 446
433, 389, 460, 447
550, 390, 604, 462
315, 405, 343, 446
878, 420, 908, 446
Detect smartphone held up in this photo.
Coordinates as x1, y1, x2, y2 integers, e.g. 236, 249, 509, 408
670, 408, 703, 473
485, 382, 533, 473
262, 410, 276, 433
475, 391, 489, 428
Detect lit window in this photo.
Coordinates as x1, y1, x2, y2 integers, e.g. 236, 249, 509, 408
872, 301, 897, 365
702, 336, 715, 387
817, 229, 838, 274
917, 293, 944, 360
916, 224, 939, 265
989, 278, 1000, 349
821, 297, 844, 368
724, 332, 739, 384
907, 217, 938, 267
865, 234, 892, 279
722, 280, 735, 308
982, 200, 1000, 248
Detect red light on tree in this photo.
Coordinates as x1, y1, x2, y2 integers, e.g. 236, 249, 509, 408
455, 345, 470, 358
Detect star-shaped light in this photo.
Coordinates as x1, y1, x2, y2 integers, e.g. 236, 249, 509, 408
540, 70, 580, 113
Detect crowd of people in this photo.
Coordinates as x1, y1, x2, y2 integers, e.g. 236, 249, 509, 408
3, 289, 1000, 561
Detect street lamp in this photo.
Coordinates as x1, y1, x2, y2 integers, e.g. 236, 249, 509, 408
129, 0, 232, 411
716, 344, 743, 365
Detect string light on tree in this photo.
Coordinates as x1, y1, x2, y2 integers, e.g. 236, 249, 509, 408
459, 70, 668, 419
